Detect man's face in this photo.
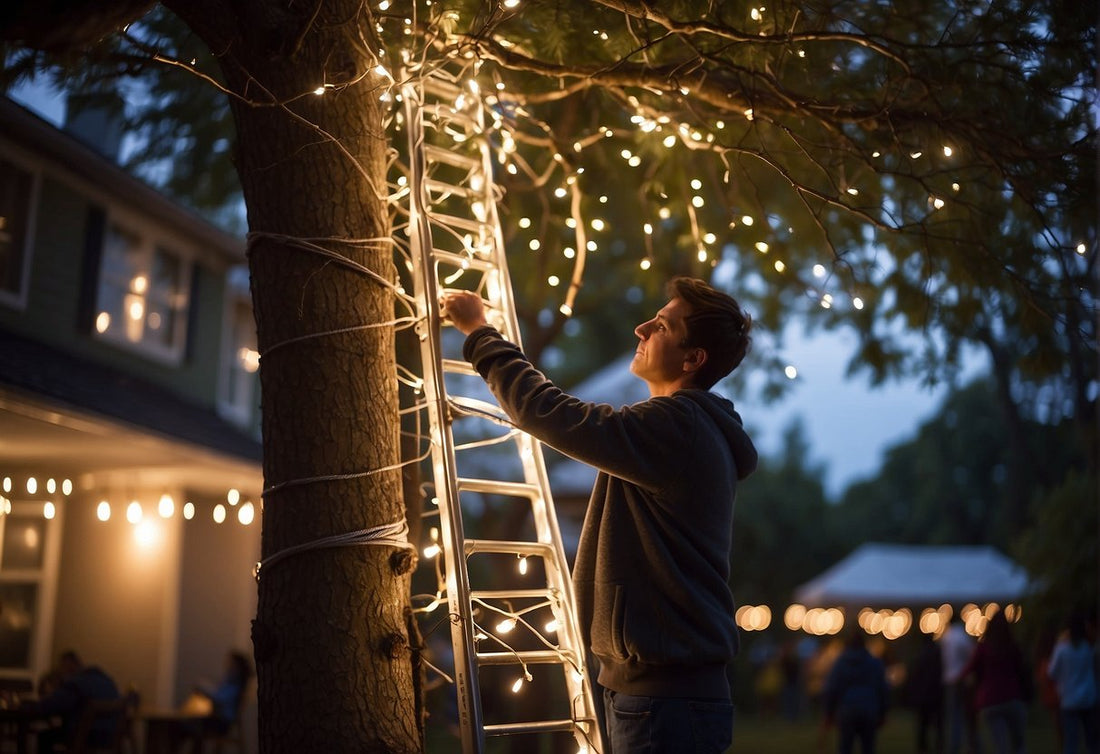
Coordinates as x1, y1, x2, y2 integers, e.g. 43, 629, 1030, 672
630, 297, 694, 389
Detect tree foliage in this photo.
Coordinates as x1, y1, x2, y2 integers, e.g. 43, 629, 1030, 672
1, 1, 1095, 751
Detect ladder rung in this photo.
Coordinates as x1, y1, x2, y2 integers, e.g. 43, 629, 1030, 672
433, 248, 496, 273
441, 358, 479, 376
458, 478, 541, 499
475, 649, 576, 666
484, 719, 586, 737
424, 178, 482, 201
426, 211, 496, 236
424, 144, 482, 171
448, 396, 509, 423
471, 588, 557, 602
465, 540, 555, 557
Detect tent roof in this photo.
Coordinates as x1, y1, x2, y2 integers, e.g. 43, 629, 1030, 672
792, 543, 1031, 608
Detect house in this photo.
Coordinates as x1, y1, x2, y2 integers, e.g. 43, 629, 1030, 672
0, 95, 262, 741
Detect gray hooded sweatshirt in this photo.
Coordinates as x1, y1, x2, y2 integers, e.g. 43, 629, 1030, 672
465, 326, 758, 700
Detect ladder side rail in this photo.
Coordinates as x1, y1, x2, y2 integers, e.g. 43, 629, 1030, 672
402, 80, 485, 754
468, 90, 604, 752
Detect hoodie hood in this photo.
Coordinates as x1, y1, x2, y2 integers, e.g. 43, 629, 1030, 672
679, 389, 758, 480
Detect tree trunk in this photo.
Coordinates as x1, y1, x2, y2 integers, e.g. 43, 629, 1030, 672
164, 1, 421, 751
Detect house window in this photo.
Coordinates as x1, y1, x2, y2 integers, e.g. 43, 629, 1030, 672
219, 292, 260, 427
0, 506, 54, 677
94, 219, 191, 362
0, 156, 37, 306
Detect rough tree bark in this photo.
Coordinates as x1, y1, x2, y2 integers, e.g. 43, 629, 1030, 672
161, 1, 421, 751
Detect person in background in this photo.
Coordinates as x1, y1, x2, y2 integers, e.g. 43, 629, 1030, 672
187, 650, 253, 737
821, 630, 890, 754
962, 610, 1028, 754
909, 631, 944, 754
31, 649, 121, 751
442, 277, 757, 754
1047, 613, 1098, 754
941, 613, 981, 754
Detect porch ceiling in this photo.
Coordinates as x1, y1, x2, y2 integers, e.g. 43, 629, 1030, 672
0, 390, 262, 500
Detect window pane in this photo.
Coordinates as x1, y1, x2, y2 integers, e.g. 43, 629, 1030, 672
0, 158, 32, 296
96, 224, 143, 338
1, 517, 46, 570
0, 582, 37, 669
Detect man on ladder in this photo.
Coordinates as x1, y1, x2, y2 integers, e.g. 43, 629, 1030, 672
441, 276, 758, 754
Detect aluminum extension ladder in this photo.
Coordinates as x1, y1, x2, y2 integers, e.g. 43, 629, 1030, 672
400, 64, 604, 754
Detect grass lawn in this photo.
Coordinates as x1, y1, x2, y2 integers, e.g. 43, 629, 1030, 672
730, 707, 1061, 753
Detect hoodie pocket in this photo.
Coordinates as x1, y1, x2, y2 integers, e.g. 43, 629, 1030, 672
590, 583, 627, 661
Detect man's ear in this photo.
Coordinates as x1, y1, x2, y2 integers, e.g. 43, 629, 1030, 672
683, 347, 708, 374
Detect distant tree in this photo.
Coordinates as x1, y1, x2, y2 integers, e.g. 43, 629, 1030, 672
1, 1, 1094, 751
834, 378, 1089, 551
732, 418, 838, 607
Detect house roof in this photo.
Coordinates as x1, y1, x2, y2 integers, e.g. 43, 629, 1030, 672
792, 542, 1032, 608
0, 96, 244, 264
0, 327, 261, 468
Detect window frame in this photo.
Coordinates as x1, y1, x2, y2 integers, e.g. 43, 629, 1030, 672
217, 281, 260, 429
0, 146, 41, 311
92, 206, 195, 366
0, 500, 62, 685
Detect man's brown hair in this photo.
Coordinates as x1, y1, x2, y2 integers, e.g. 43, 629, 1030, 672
667, 277, 752, 389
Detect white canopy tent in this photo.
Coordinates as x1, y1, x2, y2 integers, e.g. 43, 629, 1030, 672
793, 543, 1032, 608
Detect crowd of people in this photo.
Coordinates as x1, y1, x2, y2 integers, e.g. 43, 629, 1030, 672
753, 609, 1098, 754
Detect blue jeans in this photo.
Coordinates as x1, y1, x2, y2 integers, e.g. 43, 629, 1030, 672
980, 700, 1026, 754
1062, 706, 1099, 754
603, 690, 733, 753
